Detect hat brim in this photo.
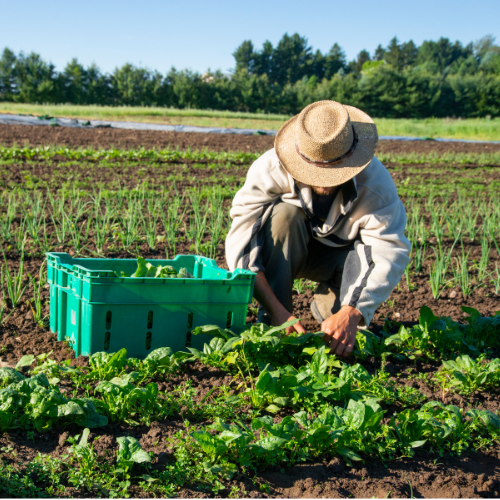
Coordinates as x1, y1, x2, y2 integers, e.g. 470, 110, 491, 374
274, 105, 378, 187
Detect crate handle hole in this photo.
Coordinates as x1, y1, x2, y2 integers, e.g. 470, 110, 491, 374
147, 310, 153, 329
105, 311, 112, 329
186, 311, 194, 348
146, 331, 152, 350
104, 331, 111, 351
226, 311, 233, 329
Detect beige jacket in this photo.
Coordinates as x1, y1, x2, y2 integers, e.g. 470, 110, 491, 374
225, 148, 410, 326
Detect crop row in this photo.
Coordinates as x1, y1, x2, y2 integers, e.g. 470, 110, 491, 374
1, 145, 500, 167
0, 146, 261, 164
1, 305, 499, 496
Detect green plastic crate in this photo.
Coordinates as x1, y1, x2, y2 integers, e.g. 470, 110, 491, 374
46, 252, 256, 358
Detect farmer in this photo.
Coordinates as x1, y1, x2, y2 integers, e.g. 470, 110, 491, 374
225, 100, 410, 357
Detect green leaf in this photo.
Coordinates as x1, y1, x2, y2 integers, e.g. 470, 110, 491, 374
419, 306, 438, 328
109, 349, 127, 370
187, 347, 203, 358
346, 400, 367, 429
15, 355, 35, 369
337, 448, 363, 462
131, 257, 149, 278
116, 436, 152, 464
302, 347, 318, 356
191, 431, 228, 456
76, 412, 108, 429
310, 346, 328, 375
57, 401, 85, 418
264, 319, 299, 336
144, 347, 173, 364
410, 440, 427, 448
364, 411, 385, 429
255, 371, 272, 392
254, 436, 287, 450
0, 367, 25, 387
265, 404, 280, 413
478, 411, 500, 430
273, 397, 288, 406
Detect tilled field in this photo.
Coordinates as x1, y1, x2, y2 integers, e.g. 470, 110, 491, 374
0, 125, 499, 498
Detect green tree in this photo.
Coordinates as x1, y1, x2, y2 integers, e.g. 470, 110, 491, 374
14, 52, 57, 103
417, 37, 472, 73
112, 63, 163, 106
324, 43, 346, 78
233, 40, 256, 73
348, 49, 371, 74
383, 37, 417, 70
270, 33, 314, 85
61, 58, 87, 103
0, 48, 17, 100
373, 44, 386, 61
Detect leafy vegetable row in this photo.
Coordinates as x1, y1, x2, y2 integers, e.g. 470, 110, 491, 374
0, 145, 260, 164
187, 399, 500, 474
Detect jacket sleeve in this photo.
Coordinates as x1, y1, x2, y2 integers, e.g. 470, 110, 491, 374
225, 150, 291, 272
339, 194, 410, 327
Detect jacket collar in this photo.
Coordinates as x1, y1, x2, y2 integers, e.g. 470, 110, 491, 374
341, 177, 358, 215
294, 177, 358, 233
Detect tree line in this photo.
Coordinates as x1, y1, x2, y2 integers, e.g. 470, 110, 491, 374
1, 34, 499, 118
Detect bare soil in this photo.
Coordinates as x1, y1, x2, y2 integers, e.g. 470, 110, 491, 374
0, 124, 499, 498
2, 123, 500, 154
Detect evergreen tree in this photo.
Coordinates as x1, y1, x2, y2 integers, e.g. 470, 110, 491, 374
232, 40, 256, 73
14, 52, 57, 103
417, 37, 472, 72
324, 43, 346, 78
384, 37, 417, 70
373, 44, 386, 61
0, 48, 17, 100
348, 49, 371, 74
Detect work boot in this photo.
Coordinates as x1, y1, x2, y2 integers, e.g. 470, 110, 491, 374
310, 282, 341, 324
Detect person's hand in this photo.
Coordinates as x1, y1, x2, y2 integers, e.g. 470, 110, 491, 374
271, 308, 306, 335
321, 306, 363, 357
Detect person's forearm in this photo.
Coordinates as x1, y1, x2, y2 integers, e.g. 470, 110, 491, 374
253, 271, 289, 323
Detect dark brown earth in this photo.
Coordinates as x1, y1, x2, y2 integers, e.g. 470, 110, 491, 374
1, 123, 500, 154
0, 124, 499, 498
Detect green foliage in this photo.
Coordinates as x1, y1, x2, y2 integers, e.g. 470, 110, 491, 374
116, 436, 152, 471
94, 372, 162, 425
0, 366, 25, 387
189, 398, 500, 468
433, 355, 500, 397
0, 145, 260, 164
385, 306, 500, 361
1, 33, 500, 117
115, 256, 193, 279
88, 348, 128, 381
0, 372, 107, 432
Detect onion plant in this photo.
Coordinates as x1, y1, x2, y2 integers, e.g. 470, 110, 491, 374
29, 261, 48, 327
452, 246, 473, 297
0, 195, 17, 243
477, 235, 491, 283
492, 264, 500, 295
2, 249, 27, 308
429, 245, 455, 300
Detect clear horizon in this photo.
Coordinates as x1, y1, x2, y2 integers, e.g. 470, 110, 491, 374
1, 0, 499, 74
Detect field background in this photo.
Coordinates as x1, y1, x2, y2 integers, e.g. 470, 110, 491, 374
1, 102, 500, 141
0, 124, 499, 499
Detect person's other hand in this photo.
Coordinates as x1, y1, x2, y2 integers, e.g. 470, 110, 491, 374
271, 309, 307, 335
321, 306, 363, 357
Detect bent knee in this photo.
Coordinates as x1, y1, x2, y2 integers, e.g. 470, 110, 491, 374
269, 203, 307, 242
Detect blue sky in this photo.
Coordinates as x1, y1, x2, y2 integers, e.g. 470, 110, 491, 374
1, 0, 499, 74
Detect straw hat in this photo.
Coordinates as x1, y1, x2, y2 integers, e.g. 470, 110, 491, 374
275, 100, 378, 187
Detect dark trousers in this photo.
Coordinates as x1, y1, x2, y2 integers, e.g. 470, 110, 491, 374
258, 202, 356, 322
